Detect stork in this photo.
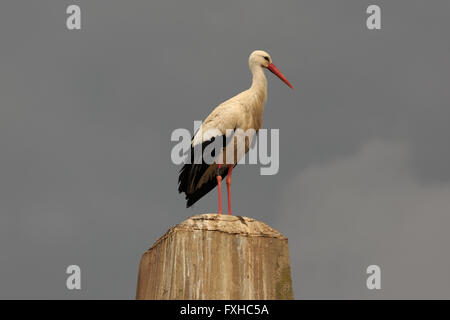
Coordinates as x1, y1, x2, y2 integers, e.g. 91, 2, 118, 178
178, 50, 293, 215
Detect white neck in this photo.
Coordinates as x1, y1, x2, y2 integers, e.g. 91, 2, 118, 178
249, 65, 267, 103
250, 65, 267, 91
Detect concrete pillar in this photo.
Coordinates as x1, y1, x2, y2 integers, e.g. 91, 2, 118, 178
136, 213, 293, 300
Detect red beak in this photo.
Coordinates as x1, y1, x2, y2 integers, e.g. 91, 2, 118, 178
267, 63, 294, 90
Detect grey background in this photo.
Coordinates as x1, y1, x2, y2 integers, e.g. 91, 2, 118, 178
1, 0, 449, 299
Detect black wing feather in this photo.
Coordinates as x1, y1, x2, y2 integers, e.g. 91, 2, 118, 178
178, 134, 231, 208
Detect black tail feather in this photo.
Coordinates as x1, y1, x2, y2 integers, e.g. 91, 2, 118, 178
178, 134, 229, 207
178, 162, 228, 207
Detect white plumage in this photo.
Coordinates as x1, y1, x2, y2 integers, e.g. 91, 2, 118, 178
178, 50, 293, 212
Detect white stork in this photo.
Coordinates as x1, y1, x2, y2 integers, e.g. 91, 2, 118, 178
178, 50, 293, 214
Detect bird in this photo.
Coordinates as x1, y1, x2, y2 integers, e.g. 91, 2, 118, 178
178, 50, 293, 215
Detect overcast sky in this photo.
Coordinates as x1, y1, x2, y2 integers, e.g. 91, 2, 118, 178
1, 1, 449, 299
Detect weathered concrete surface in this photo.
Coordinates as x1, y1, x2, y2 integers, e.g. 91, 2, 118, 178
136, 213, 293, 300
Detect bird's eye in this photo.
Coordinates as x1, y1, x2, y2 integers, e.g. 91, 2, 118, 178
263, 56, 270, 62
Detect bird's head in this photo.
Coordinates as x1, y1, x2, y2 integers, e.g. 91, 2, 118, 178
249, 50, 293, 90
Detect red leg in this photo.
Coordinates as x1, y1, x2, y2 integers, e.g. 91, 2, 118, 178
226, 165, 233, 215
216, 164, 222, 214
